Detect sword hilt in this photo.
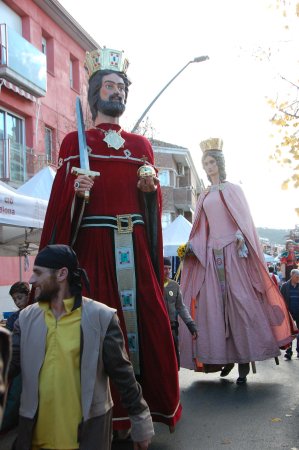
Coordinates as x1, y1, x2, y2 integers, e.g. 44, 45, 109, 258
71, 167, 100, 204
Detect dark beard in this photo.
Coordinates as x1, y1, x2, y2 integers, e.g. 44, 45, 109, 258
97, 96, 126, 118
35, 280, 60, 303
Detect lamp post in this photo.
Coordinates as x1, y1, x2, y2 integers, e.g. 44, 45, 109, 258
131, 55, 209, 133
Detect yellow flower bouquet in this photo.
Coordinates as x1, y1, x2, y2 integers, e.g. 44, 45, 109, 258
177, 243, 187, 260
175, 243, 189, 282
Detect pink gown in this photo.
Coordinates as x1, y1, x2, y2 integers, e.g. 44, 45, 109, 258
180, 182, 295, 369
197, 189, 280, 364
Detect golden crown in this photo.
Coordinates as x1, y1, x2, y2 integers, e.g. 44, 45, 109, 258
200, 138, 223, 152
84, 47, 129, 79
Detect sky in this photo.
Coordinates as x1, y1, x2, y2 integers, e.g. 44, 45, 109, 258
59, 0, 299, 229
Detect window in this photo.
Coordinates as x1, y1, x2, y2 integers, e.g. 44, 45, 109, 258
0, 111, 4, 178
69, 59, 73, 88
0, 109, 25, 182
159, 170, 170, 186
0, 1, 22, 33
44, 127, 53, 162
70, 55, 80, 91
41, 33, 54, 74
41, 37, 47, 55
162, 212, 172, 229
0, 0, 21, 65
0, 25, 7, 65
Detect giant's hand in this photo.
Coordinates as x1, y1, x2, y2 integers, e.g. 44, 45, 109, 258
137, 176, 159, 193
74, 174, 94, 198
236, 237, 244, 251
133, 439, 151, 449
185, 241, 194, 255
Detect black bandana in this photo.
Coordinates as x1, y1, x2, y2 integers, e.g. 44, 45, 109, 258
35, 245, 90, 298
35, 245, 79, 270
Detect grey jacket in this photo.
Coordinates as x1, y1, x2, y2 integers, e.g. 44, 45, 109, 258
10, 297, 154, 450
164, 279, 197, 333
0, 327, 11, 427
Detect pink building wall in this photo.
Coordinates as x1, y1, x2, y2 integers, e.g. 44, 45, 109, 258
1, 0, 93, 166
0, 255, 35, 284
0, 0, 99, 295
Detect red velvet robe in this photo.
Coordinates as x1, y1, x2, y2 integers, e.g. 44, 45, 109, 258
39, 124, 182, 428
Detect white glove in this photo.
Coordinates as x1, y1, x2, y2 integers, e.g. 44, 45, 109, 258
235, 231, 248, 258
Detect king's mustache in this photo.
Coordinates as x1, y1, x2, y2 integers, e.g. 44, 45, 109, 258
109, 94, 123, 102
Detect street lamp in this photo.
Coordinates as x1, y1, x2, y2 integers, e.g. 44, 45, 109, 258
131, 55, 209, 133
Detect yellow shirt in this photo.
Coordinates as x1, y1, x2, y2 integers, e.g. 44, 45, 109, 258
32, 298, 82, 449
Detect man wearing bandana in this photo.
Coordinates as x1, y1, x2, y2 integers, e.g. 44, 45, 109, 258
39, 49, 181, 430
9, 244, 154, 450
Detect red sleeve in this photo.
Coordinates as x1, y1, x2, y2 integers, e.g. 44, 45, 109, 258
140, 137, 164, 289
39, 132, 81, 249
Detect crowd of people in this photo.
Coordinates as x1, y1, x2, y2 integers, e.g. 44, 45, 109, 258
0, 47, 298, 450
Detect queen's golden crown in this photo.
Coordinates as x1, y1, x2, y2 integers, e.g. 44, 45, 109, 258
84, 47, 129, 79
200, 138, 223, 152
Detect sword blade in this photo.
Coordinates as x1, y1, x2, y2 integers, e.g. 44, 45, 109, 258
76, 97, 90, 171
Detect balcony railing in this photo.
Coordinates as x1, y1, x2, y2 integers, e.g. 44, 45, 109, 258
173, 186, 197, 212
0, 139, 56, 185
0, 23, 47, 97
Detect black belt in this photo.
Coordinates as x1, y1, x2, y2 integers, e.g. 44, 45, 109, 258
81, 214, 144, 234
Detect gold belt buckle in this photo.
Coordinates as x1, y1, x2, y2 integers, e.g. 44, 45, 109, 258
116, 214, 133, 234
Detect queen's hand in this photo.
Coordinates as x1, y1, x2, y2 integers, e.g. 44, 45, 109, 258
185, 241, 193, 255
236, 237, 244, 251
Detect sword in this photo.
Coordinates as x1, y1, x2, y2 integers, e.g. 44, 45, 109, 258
71, 97, 100, 203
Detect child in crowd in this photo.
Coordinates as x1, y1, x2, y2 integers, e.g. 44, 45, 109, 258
6, 282, 30, 331
1, 282, 30, 432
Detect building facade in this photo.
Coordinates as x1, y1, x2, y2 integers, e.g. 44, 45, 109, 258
152, 139, 204, 227
0, 0, 101, 312
0, 0, 100, 187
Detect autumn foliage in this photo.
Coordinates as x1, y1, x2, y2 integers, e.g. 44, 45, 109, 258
267, 1, 299, 196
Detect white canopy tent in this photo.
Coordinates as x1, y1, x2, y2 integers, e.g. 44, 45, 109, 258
17, 166, 56, 201
163, 215, 192, 257
0, 181, 48, 256
0, 180, 49, 314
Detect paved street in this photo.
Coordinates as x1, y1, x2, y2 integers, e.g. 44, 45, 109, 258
1, 355, 299, 450
146, 357, 299, 450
